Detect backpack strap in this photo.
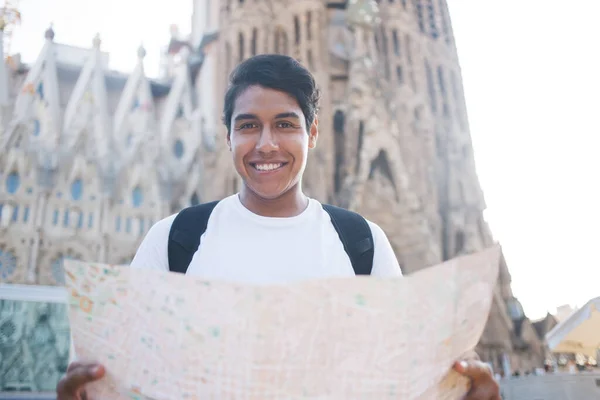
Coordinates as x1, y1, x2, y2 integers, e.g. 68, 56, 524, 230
168, 200, 220, 274
322, 204, 374, 275
167, 200, 374, 276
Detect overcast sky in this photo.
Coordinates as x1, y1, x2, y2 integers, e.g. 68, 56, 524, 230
11, 0, 600, 320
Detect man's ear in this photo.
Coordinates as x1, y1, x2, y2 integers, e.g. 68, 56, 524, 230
308, 118, 319, 149
226, 131, 231, 151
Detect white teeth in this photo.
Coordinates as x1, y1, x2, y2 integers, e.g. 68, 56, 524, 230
255, 163, 282, 171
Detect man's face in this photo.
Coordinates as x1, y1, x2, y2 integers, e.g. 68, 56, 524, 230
227, 85, 318, 200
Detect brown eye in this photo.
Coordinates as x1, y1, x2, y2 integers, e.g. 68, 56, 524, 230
277, 122, 293, 129
239, 123, 257, 129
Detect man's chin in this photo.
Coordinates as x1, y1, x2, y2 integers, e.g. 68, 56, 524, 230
245, 183, 293, 201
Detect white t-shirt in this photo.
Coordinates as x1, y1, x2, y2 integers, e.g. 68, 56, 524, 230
130, 194, 402, 283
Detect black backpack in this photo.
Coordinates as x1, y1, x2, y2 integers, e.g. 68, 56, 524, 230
167, 201, 374, 275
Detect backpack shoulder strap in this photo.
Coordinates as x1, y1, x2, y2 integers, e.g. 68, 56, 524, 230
168, 200, 220, 274
322, 204, 374, 275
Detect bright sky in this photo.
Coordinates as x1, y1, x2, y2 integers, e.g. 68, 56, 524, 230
11, 1, 599, 320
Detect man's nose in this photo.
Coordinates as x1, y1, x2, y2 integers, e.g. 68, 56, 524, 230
256, 126, 278, 153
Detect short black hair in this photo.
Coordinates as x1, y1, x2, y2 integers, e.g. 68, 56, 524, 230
222, 54, 320, 134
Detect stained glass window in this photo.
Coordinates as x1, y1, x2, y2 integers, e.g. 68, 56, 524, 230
36, 82, 44, 99
6, 172, 20, 194
70, 179, 83, 201
51, 255, 74, 284
33, 119, 40, 136
132, 187, 143, 208
173, 139, 185, 159
190, 192, 200, 206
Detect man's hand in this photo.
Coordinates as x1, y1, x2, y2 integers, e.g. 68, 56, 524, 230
454, 360, 501, 400
56, 361, 105, 400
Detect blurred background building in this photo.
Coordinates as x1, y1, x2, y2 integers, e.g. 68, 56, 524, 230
0, 0, 558, 393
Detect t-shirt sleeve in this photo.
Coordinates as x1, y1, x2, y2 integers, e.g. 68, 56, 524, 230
367, 221, 403, 277
129, 214, 177, 271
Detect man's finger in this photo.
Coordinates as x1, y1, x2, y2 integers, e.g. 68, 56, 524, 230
454, 361, 500, 400
57, 364, 105, 398
463, 386, 500, 400
453, 360, 492, 380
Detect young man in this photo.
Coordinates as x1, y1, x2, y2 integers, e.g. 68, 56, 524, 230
57, 55, 500, 399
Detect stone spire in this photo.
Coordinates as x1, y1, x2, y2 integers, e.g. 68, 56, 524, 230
5, 25, 61, 180
156, 47, 200, 199
113, 43, 157, 167
0, 21, 10, 106
62, 33, 114, 190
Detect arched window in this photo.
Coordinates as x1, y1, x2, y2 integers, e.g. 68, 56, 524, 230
454, 230, 465, 254
132, 187, 143, 208
294, 15, 300, 45
71, 179, 83, 201
176, 105, 184, 118
173, 139, 185, 159
251, 28, 258, 56
5, 172, 20, 194
0, 247, 17, 280
425, 60, 437, 113
437, 66, 449, 117
426, 0, 438, 39
139, 218, 146, 237
190, 192, 200, 206
396, 65, 404, 84
51, 254, 75, 284
36, 82, 44, 99
415, 0, 426, 34
33, 119, 41, 136
11, 205, 18, 222
333, 110, 345, 194
355, 120, 365, 174
274, 27, 288, 54
438, 0, 450, 44
238, 32, 245, 62
392, 29, 400, 56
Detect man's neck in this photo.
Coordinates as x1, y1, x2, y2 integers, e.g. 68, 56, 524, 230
238, 185, 308, 218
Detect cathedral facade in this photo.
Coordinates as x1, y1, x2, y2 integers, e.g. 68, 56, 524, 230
0, 0, 550, 387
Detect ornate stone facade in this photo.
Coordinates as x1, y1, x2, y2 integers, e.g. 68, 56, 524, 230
0, 0, 547, 384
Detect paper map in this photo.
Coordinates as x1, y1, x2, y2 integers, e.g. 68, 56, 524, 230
65, 244, 500, 400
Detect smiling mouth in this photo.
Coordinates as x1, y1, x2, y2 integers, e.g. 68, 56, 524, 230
250, 162, 288, 172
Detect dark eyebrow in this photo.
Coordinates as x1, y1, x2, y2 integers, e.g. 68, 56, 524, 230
234, 113, 258, 122
275, 112, 300, 120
